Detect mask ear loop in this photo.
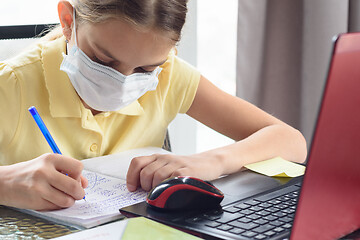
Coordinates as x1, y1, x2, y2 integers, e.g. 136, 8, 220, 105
65, 7, 78, 55
72, 7, 78, 46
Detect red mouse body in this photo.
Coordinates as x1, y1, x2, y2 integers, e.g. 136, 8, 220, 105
146, 176, 224, 210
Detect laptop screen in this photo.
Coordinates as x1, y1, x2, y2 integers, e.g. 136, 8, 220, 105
290, 33, 360, 239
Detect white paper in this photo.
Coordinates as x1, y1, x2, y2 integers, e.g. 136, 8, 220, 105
82, 147, 170, 179
20, 148, 170, 228
41, 170, 147, 220
52, 219, 128, 240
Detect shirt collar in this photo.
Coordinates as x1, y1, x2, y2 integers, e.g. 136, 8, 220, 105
41, 36, 144, 118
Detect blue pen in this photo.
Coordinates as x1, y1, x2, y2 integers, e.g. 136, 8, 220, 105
28, 106, 85, 201
28, 106, 62, 154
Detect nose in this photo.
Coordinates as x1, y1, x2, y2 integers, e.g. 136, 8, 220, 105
114, 64, 135, 76
119, 69, 134, 76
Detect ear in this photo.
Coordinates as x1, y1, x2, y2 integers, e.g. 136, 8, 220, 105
58, 1, 74, 41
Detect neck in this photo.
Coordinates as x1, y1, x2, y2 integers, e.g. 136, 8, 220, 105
81, 99, 102, 116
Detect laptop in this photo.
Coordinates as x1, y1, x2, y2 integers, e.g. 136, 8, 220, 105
120, 32, 360, 240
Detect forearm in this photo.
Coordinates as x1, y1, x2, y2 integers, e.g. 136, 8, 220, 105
193, 124, 307, 176
126, 124, 307, 190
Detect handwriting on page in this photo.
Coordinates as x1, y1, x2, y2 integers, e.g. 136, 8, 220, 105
47, 170, 147, 219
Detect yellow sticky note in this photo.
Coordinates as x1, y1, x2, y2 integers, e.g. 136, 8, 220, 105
121, 217, 201, 240
245, 157, 306, 178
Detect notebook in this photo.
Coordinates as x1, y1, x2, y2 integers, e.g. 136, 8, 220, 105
120, 32, 360, 240
17, 147, 170, 229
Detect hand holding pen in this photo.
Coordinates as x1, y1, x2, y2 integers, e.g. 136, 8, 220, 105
0, 106, 86, 210
28, 106, 87, 201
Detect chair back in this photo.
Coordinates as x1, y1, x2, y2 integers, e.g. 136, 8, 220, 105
0, 24, 57, 61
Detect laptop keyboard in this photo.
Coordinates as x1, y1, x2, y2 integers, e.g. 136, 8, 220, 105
185, 184, 301, 239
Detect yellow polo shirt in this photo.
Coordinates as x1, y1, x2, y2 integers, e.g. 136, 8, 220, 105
0, 37, 200, 165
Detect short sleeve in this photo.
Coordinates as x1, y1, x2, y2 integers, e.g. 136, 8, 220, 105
0, 63, 21, 149
174, 56, 201, 114
161, 54, 201, 118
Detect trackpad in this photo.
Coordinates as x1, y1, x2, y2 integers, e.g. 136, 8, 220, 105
212, 170, 288, 206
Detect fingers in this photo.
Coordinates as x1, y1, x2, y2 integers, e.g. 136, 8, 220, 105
81, 175, 89, 188
126, 154, 158, 191
50, 154, 84, 179
38, 178, 77, 208
170, 167, 190, 178
48, 170, 86, 200
151, 164, 175, 189
140, 158, 170, 191
127, 153, 190, 192
38, 199, 62, 211
38, 154, 86, 205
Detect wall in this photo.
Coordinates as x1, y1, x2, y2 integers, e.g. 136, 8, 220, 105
168, 1, 198, 155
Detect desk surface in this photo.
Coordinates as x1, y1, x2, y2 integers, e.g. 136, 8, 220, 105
0, 170, 282, 239
1, 170, 359, 239
0, 205, 79, 239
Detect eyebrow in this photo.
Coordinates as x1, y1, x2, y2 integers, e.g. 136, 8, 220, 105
94, 43, 167, 68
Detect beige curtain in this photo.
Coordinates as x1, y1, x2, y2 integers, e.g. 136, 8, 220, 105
236, 0, 360, 144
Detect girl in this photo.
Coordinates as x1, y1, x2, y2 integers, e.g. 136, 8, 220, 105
0, 0, 307, 210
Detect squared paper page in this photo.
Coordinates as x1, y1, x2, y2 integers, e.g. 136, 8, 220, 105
82, 147, 170, 179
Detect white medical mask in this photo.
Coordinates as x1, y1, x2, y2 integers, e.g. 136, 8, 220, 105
60, 11, 162, 112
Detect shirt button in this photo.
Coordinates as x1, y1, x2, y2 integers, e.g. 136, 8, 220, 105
90, 143, 98, 152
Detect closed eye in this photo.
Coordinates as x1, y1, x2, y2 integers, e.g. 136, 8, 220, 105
93, 56, 106, 65
93, 53, 157, 74
93, 55, 113, 67
134, 67, 154, 73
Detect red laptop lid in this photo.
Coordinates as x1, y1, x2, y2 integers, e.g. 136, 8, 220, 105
291, 33, 360, 239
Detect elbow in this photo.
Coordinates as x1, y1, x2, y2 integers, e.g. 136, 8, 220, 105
289, 128, 308, 164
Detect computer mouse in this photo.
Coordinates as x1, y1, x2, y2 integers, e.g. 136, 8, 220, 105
146, 176, 224, 211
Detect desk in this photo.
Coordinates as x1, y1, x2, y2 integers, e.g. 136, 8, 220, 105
0, 205, 79, 239
0, 170, 281, 239
0, 171, 359, 239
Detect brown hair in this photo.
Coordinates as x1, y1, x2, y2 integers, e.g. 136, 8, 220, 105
46, 0, 188, 42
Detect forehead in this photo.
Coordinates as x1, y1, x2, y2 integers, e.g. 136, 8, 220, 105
78, 19, 175, 66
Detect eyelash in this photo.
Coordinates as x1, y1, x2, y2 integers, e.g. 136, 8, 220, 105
93, 55, 110, 66
135, 67, 152, 73
93, 55, 153, 73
